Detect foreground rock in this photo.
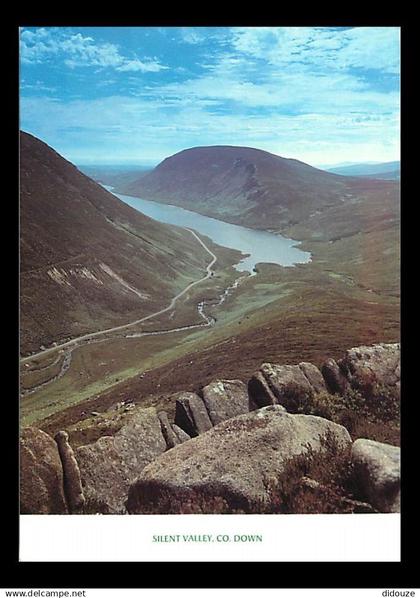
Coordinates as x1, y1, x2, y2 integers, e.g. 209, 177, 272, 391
323, 343, 400, 398
248, 362, 326, 411
172, 424, 191, 444
201, 379, 252, 425
76, 407, 166, 513
321, 358, 349, 395
55, 430, 85, 513
20, 427, 68, 514
174, 392, 213, 437
127, 406, 351, 513
351, 439, 400, 512
157, 411, 191, 449
158, 411, 180, 449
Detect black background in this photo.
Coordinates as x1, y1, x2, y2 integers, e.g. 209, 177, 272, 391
4, 9, 415, 590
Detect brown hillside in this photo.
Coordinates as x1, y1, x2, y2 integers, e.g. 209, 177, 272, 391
121, 145, 397, 230
20, 132, 209, 355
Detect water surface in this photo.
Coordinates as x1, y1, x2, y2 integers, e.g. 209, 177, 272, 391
105, 186, 311, 273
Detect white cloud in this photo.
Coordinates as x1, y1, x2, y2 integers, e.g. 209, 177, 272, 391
116, 58, 168, 73
20, 79, 56, 93
20, 28, 60, 64
180, 28, 205, 45
20, 93, 399, 165
19, 27, 400, 165
20, 28, 168, 72
229, 26, 400, 74
335, 27, 400, 73
150, 68, 398, 116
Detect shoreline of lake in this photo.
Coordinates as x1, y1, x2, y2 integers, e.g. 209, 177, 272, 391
102, 185, 312, 273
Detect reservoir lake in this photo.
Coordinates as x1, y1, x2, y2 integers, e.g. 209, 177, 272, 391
105, 186, 311, 273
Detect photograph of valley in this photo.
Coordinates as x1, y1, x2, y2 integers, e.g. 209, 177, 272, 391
19, 26, 400, 517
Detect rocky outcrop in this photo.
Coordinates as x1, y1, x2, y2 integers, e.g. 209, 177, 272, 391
158, 411, 179, 449
54, 430, 85, 513
171, 381, 252, 437
299, 362, 328, 394
322, 343, 400, 398
75, 407, 167, 513
248, 362, 327, 411
21, 343, 400, 515
201, 379, 252, 425
158, 411, 190, 448
172, 424, 191, 444
351, 439, 400, 512
20, 427, 68, 514
321, 358, 349, 395
127, 406, 352, 513
174, 392, 213, 437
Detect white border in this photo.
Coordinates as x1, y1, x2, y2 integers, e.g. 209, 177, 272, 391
20, 513, 400, 562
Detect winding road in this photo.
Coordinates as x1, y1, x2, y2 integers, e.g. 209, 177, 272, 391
20, 228, 218, 367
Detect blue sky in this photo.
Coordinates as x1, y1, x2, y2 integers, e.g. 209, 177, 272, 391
20, 26, 400, 167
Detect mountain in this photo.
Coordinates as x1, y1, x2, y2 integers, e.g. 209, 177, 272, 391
20, 132, 209, 355
326, 161, 400, 180
120, 145, 397, 230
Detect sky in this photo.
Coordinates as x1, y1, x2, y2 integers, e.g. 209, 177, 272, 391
19, 26, 400, 167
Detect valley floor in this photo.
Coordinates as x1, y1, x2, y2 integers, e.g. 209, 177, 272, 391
20, 203, 400, 438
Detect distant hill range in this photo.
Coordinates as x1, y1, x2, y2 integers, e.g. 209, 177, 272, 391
77, 164, 151, 189
20, 132, 207, 355
120, 145, 398, 231
325, 161, 400, 180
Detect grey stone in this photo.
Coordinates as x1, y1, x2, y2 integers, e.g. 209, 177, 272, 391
174, 392, 213, 437
321, 358, 349, 395
75, 407, 167, 513
54, 430, 85, 513
341, 343, 400, 398
127, 407, 351, 513
321, 344, 401, 400
158, 411, 179, 449
298, 362, 327, 394
20, 427, 68, 514
351, 438, 400, 513
248, 362, 326, 411
172, 424, 191, 444
201, 379, 251, 425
